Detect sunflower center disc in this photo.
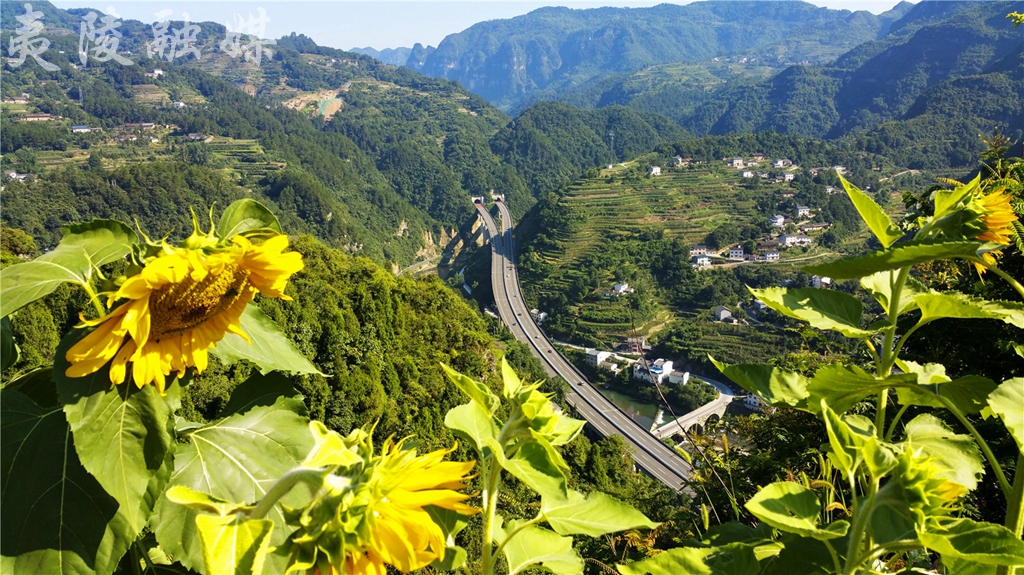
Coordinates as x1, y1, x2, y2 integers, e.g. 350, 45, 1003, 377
149, 264, 250, 339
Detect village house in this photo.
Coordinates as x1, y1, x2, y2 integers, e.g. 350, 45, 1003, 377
752, 299, 769, 312
747, 253, 763, 261
672, 155, 688, 167
692, 254, 711, 268
796, 206, 811, 218
586, 349, 611, 367
780, 234, 812, 247
784, 173, 795, 182
667, 371, 690, 385
172, 101, 187, 109
3, 97, 29, 105
599, 361, 622, 374
529, 309, 548, 324
764, 250, 780, 261
114, 134, 138, 142
71, 125, 91, 133
144, 68, 165, 78
188, 133, 209, 141
812, 275, 833, 288
801, 222, 831, 233
3, 170, 29, 183
21, 113, 56, 122
832, 165, 847, 175
123, 122, 156, 130
729, 157, 745, 168
633, 358, 673, 385
689, 245, 708, 256
744, 395, 769, 412
622, 337, 650, 353
780, 192, 795, 198
713, 306, 733, 322
826, 186, 836, 195
752, 153, 765, 161
612, 283, 635, 295
742, 170, 754, 178
648, 166, 661, 176
773, 158, 792, 168
729, 246, 745, 259
770, 214, 785, 228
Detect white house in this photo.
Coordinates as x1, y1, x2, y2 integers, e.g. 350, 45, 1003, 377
796, 206, 810, 218
780, 234, 812, 247
784, 173, 795, 182
773, 159, 791, 168
832, 165, 846, 175
812, 275, 832, 288
71, 125, 91, 133
667, 371, 690, 385
752, 299, 769, 312
172, 101, 187, 109
598, 360, 621, 374
648, 166, 661, 176
586, 348, 611, 367
744, 395, 768, 412
672, 155, 685, 167
530, 309, 548, 324
764, 250, 780, 261
612, 283, 635, 295
742, 170, 754, 178
826, 186, 836, 194
3, 170, 28, 182
729, 246, 745, 259
729, 157, 745, 168
713, 305, 732, 322
692, 254, 711, 268
770, 214, 786, 228
690, 244, 708, 256
633, 359, 673, 385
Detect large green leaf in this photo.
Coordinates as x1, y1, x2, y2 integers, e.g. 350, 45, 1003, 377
618, 544, 760, 575
542, 489, 658, 537
750, 287, 877, 338
894, 360, 997, 415
745, 482, 849, 541
759, 535, 840, 575
710, 357, 808, 408
444, 402, 498, 453
487, 438, 567, 501
801, 240, 984, 280
195, 515, 274, 575
1, 316, 18, 374
496, 519, 583, 575
902, 414, 983, 491
442, 363, 498, 413
860, 270, 927, 316
0, 219, 138, 317
806, 364, 916, 415
839, 176, 903, 248
1, 390, 134, 575
220, 371, 298, 417
918, 519, 1024, 566
501, 357, 524, 398
54, 331, 176, 538
212, 305, 321, 375
4, 366, 58, 407
987, 378, 1024, 451
821, 401, 893, 481
915, 292, 1024, 329
216, 199, 283, 240
152, 396, 314, 573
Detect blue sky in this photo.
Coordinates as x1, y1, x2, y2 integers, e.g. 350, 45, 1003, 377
51, 0, 908, 51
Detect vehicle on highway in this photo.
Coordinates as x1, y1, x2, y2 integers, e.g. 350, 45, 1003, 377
547, 349, 552, 353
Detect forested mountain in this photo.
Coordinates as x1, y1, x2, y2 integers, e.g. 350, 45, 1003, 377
406, 1, 915, 110
348, 46, 413, 66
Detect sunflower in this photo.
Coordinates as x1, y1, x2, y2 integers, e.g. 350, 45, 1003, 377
967, 189, 1019, 273
64, 234, 303, 393
349, 439, 478, 574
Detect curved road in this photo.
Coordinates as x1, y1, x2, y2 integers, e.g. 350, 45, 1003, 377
476, 202, 691, 491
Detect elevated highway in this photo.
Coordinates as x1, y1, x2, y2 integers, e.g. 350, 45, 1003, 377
475, 202, 691, 491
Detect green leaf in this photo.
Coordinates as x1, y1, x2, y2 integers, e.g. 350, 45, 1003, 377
487, 438, 567, 501
618, 544, 760, 575
760, 535, 841, 575
0, 219, 138, 317
933, 176, 978, 220
839, 176, 902, 248
902, 414, 984, 491
152, 396, 314, 573
915, 292, 1024, 329
444, 402, 498, 453
710, 357, 809, 408
212, 305, 321, 375
501, 357, 523, 398
860, 270, 927, 316
431, 545, 467, 572
987, 378, 1024, 451
441, 363, 498, 413
53, 330, 176, 538
806, 364, 916, 415
3, 365, 58, 407
542, 489, 658, 537
918, 518, 1024, 566
801, 240, 984, 280
1, 390, 134, 575
496, 519, 583, 575
195, 514, 274, 575
220, 371, 298, 417
1, 316, 18, 374
751, 287, 877, 338
217, 199, 283, 240
822, 401, 867, 479
745, 482, 849, 541
165, 486, 254, 516
894, 361, 996, 414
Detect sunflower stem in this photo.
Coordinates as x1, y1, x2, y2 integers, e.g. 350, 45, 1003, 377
984, 262, 1024, 300
81, 281, 106, 318
934, 394, 1012, 498
480, 456, 502, 575
249, 467, 329, 520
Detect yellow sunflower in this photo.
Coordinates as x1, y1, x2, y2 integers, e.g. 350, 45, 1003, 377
64, 234, 303, 393
968, 189, 1019, 273
346, 439, 477, 575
